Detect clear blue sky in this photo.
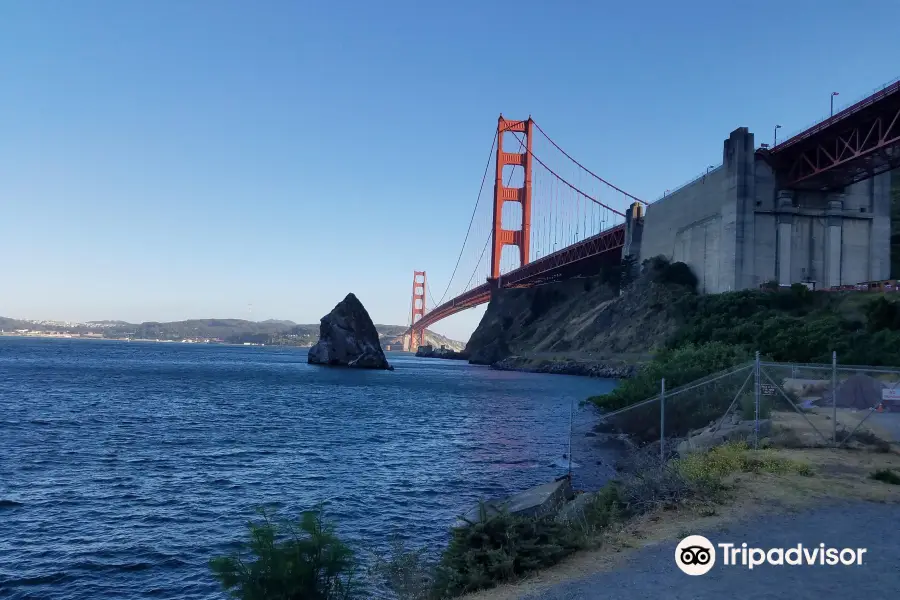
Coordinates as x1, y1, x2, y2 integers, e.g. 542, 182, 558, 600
2, 1, 898, 341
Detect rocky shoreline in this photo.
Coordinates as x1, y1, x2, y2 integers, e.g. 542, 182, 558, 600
490, 356, 637, 379
415, 345, 468, 360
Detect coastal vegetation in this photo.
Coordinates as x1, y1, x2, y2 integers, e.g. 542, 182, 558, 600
589, 259, 900, 431
209, 442, 821, 599
871, 468, 900, 485
668, 282, 900, 365
209, 506, 359, 600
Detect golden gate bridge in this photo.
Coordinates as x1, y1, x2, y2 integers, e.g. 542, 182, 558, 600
406, 79, 900, 350
403, 116, 647, 350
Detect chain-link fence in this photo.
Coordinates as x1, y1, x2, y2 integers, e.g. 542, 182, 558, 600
758, 355, 900, 449
586, 352, 900, 457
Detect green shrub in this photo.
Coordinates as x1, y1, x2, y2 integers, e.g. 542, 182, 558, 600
870, 468, 900, 485
655, 261, 698, 290
640, 256, 699, 291
740, 393, 773, 421
583, 483, 627, 528
616, 449, 719, 512
589, 343, 751, 442
675, 442, 813, 483
368, 537, 433, 600
210, 507, 358, 600
865, 297, 900, 331
667, 290, 900, 366
591, 343, 751, 413
430, 506, 584, 598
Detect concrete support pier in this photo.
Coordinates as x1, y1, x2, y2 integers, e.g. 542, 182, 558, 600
638, 127, 893, 291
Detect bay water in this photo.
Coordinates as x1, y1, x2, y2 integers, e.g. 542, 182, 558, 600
0, 338, 616, 599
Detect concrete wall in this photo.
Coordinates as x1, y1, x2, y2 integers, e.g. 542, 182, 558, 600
768, 173, 892, 289
639, 128, 755, 293
638, 127, 893, 292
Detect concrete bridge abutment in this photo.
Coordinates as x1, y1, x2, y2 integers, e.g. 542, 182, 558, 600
638, 127, 893, 292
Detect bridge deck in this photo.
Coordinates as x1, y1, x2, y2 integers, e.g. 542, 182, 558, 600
764, 80, 900, 190
412, 224, 625, 333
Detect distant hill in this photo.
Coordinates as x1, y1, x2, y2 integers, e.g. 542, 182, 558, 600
375, 325, 465, 352
0, 317, 30, 330
259, 319, 297, 327
0, 316, 465, 351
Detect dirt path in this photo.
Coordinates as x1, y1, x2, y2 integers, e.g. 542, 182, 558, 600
521, 502, 900, 599
462, 447, 900, 600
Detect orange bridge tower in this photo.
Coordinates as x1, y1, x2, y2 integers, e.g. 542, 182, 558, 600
490, 116, 533, 282
408, 270, 427, 351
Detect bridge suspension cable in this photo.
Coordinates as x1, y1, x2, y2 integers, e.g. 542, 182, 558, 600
432, 132, 498, 308
418, 116, 643, 325
459, 130, 528, 293
510, 131, 625, 218
531, 120, 647, 205
426, 287, 439, 315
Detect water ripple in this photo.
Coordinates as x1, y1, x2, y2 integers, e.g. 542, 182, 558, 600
0, 338, 615, 599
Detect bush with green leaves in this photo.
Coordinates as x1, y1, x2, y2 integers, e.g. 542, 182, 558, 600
583, 483, 627, 529
615, 449, 718, 513
594, 289, 900, 442
675, 441, 813, 483
870, 468, 900, 485
430, 505, 584, 598
590, 342, 751, 413
739, 392, 773, 421
646, 256, 698, 290
589, 342, 752, 442
865, 296, 900, 332
368, 536, 434, 600
669, 289, 900, 365
210, 507, 358, 600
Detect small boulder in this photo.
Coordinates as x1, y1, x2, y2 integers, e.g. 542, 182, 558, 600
676, 417, 772, 455
308, 293, 392, 370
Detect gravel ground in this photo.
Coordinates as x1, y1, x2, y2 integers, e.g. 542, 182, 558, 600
522, 502, 900, 599
868, 412, 900, 442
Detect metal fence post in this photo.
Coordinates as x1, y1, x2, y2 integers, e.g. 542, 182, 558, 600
754, 351, 761, 449
832, 351, 837, 445
567, 396, 574, 479
660, 378, 666, 462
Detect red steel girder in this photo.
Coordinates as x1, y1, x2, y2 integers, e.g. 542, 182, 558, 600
499, 224, 625, 288
409, 224, 626, 336
766, 81, 900, 190
774, 80, 900, 153
784, 103, 900, 187
411, 283, 491, 334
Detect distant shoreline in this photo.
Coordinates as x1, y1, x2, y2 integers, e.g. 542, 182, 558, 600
0, 333, 289, 347
0, 333, 422, 352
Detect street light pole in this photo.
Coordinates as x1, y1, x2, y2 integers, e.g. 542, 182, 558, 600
774, 124, 782, 146
831, 92, 839, 117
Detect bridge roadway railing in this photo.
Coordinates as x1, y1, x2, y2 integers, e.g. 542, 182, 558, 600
498, 223, 625, 288
411, 283, 491, 333
772, 77, 900, 153
410, 224, 627, 334
650, 166, 723, 204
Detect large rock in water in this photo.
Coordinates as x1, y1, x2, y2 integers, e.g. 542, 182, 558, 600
308, 293, 392, 370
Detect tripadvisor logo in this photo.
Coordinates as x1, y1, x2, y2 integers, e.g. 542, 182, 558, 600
675, 535, 868, 575
675, 535, 716, 575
